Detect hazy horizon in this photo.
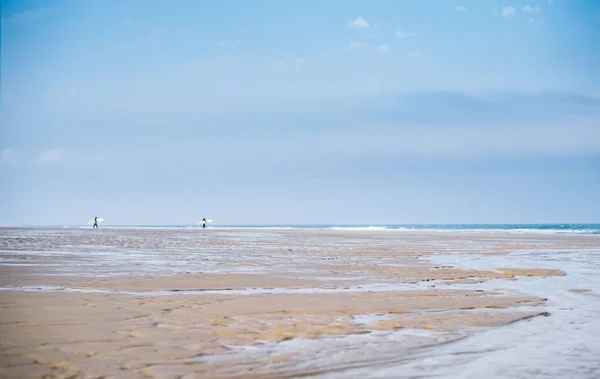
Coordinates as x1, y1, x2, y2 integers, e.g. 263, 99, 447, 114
2, 221, 600, 228
1, 0, 599, 225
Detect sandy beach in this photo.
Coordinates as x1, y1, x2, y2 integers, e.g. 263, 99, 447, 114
1, 228, 599, 378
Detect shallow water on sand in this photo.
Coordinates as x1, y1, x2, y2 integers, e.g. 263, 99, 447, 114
323, 248, 600, 378
1, 228, 599, 378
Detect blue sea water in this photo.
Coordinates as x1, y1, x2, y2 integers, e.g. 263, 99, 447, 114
58, 224, 600, 235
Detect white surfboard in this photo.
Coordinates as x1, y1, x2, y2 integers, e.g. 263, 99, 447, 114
88, 218, 104, 225
199, 219, 213, 224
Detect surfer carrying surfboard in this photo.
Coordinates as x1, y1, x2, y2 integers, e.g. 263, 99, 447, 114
202, 217, 206, 228
93, 217, 98, 228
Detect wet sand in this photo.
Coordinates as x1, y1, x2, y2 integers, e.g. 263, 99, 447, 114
1, 228, 598, 378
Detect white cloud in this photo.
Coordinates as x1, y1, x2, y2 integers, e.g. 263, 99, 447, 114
522, 5, 541, 13
37, 148, 67, 164
347, 17, 370, 29
378, 45, 391, 54
455, 5, 467, 13
408, 51, 421, 60
396, 27, 418, 38
318, 122, 600, 158
2, 8, 48, 25
346, 40, 367, 50
527, 17, 546, 25
270, 54, 306, 69
0, 148, 20, 167
123, 17, 148, 27
217, 38, 242, 47
501, 6, 516, 18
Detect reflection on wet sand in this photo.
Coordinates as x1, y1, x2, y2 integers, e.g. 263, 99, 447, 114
0, 228, 598, 378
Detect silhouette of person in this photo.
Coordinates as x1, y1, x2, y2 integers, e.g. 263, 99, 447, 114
202, 218, 206, 228
93, 217, 98, 228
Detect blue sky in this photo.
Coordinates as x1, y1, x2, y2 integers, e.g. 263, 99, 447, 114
1, 0, 599, 225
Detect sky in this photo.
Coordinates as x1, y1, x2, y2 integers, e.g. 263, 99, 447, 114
1, 0, 599, 225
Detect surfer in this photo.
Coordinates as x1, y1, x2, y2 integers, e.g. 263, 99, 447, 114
202, 217, 207, 228
93, 217, 98, 228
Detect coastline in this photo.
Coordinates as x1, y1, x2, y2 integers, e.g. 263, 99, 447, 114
3, 225, 600, 238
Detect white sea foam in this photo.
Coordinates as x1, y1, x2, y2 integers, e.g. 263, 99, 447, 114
329, 226, 390, 231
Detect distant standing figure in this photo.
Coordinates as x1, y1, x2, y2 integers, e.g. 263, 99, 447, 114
93, 217, 98, 228
202, 217, 207, 228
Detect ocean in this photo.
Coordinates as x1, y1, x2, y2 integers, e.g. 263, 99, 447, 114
59, 223, 600, 235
